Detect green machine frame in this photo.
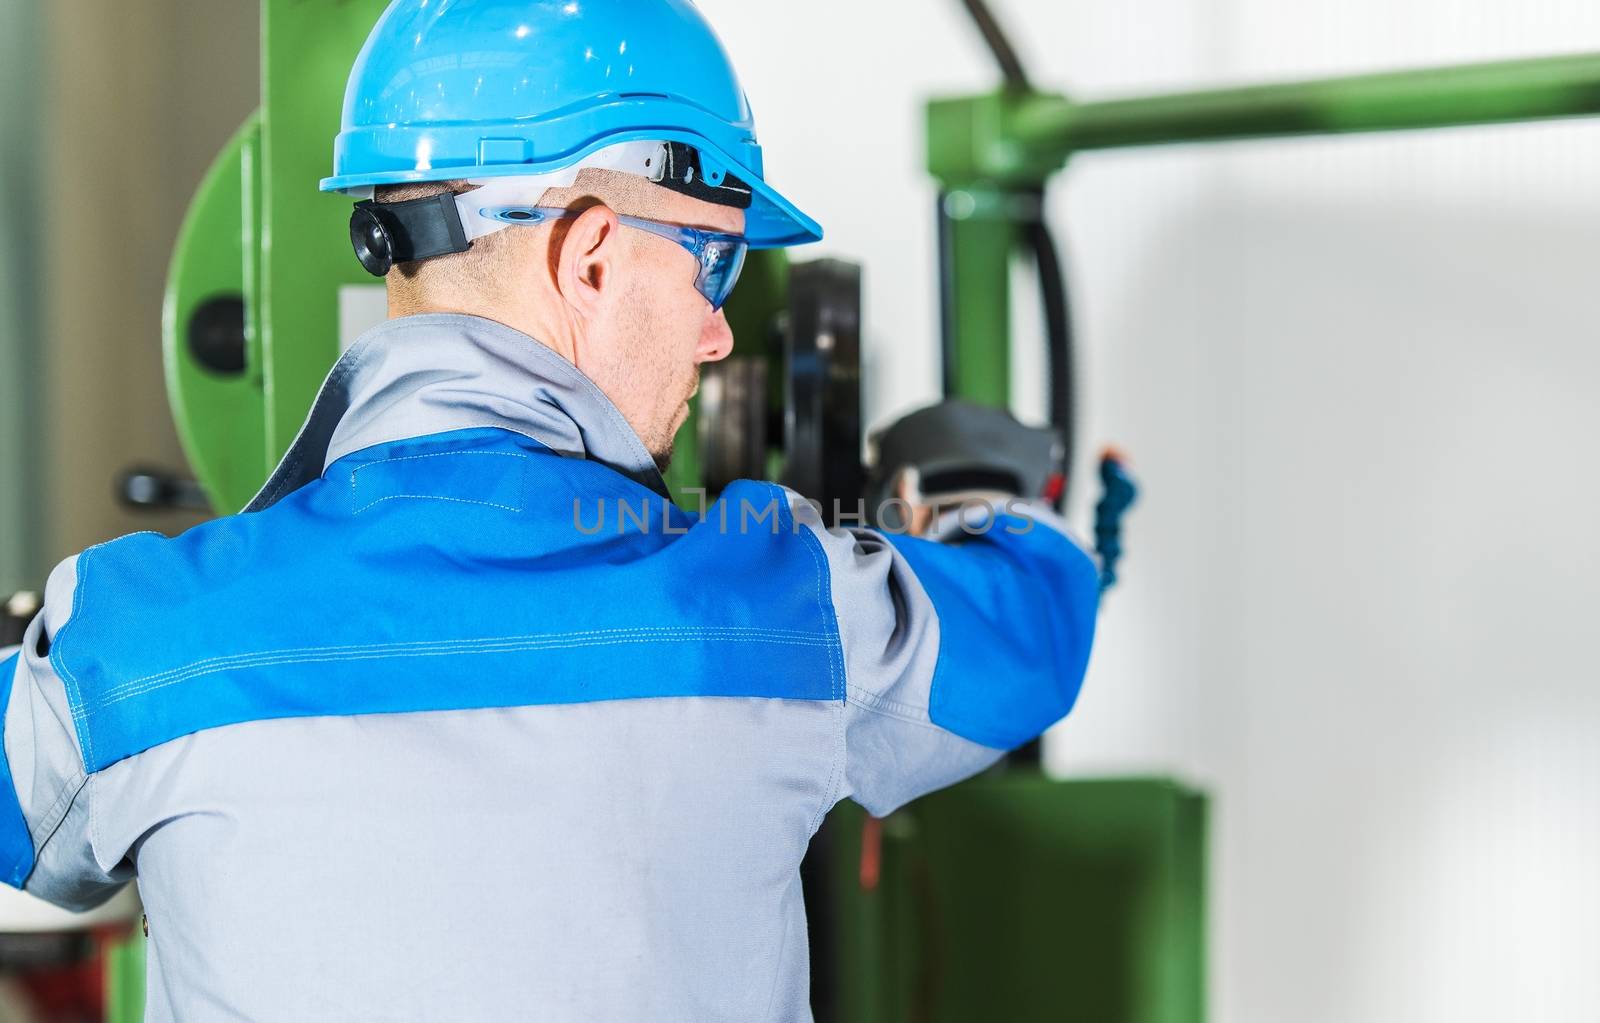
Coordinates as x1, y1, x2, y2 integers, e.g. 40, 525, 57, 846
127, 1, 1600, 1019
931, 53, 1600, 405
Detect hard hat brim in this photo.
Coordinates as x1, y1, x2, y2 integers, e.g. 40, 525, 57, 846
320, 128, 821, 250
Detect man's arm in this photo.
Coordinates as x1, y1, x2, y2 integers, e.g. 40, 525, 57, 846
0, 557, 130, 909
790, 495, 1099, 817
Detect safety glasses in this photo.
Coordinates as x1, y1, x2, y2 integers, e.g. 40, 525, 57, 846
481, 205, 748, 312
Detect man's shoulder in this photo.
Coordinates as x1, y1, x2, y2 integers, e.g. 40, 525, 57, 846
47, 466, 847, 777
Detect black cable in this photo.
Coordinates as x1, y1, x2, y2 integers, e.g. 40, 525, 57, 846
936, 192, 959, 398
951, 1, 1076, 505
959, 0, 1032, 90
1023, 193, 1076, 509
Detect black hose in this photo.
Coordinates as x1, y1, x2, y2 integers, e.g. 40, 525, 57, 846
936, 192, 958, 398
959, 0, 1031, 90
1023, 195, 1076, 509
949, 1, 1076, 506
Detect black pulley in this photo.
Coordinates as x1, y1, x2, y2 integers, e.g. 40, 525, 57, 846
782, 259, 864, 519
187, 294, 248, 376
696, 355, 769, 496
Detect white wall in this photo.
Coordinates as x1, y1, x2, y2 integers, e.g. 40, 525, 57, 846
698, 1, 1600, 1020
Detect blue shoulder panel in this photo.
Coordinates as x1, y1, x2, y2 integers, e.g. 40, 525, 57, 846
50, 429, 843, 773
0, 652, 35, 887
887, 517, 1099, 750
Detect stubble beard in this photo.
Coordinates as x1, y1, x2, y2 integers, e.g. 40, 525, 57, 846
648, 365, 700, 474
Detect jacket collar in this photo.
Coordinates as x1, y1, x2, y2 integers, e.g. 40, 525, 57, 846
246, 313, 668, 511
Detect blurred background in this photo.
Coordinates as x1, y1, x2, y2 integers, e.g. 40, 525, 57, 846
1, 1, 1598, 1020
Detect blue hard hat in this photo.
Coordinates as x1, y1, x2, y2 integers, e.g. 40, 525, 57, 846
322, 0, 822, 249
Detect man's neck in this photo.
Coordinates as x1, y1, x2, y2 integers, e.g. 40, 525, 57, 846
386, 292, 578, 364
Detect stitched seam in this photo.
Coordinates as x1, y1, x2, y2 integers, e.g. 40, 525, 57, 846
783, 492, 843, 702
759, 873, 796, 1023
86, 631, 834, 712
845, 683, 929, 721
24, 773, 89, 880
845, 689, 951, 732
331, 425, 559, 471
48, 536, 161, 770
99, 633, 831, 695
87, 772, 99, 878
26, 769, 85, 849
783, 487, 847, 835
99, 633, 832, 705
351, 449, 526, 472
354, 493, 523, 515
350, 450, 528, 514
89, 636, 832, 715
92, 626, 824, 701
95, 626, 827, 697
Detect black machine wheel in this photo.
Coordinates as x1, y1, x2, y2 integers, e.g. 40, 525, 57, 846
696, 355, 769, 495
782, 259, 865, 520
186, 294, 248, 376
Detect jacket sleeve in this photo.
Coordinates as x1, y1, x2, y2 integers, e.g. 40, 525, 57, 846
789, 492, 1100, 817
0, 557, 131, 910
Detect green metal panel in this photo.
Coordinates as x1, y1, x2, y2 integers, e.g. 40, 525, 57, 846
103, 925, 146, 1023
259, 0, 392, 469
827, 777, 1207, 1023
162, 116, 267, 514
0, 0, 43, 591
940, 192, 1015, 407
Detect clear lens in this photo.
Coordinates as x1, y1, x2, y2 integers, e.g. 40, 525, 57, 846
698, 239, 748, 311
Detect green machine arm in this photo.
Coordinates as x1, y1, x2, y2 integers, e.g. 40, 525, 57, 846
930, 51, 1600, 410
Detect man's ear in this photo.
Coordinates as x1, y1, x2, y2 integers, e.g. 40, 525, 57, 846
554, 204, 623, 319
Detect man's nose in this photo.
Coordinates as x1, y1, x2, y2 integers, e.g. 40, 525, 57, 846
697, 309, 735, 364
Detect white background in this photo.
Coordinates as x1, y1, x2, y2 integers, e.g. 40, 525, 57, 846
698, 1, 1600, 1020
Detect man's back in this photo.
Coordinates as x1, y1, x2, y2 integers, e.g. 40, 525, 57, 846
117, 667, 829, 1020
1, 315, 1099, 1021
42, 422, 839, 1020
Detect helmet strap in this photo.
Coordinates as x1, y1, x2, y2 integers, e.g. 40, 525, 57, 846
656, 143, 753, 210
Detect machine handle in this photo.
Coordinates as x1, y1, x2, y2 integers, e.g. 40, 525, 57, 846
117, 467, 210, 513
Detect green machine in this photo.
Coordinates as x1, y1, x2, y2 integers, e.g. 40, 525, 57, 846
118, 0, 1600, 1020
812, 5, 1600, 1023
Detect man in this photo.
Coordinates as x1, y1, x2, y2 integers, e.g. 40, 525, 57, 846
0, 1, 1099, 1019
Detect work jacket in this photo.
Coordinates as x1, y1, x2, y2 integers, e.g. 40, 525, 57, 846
0, 314, 1098, 1022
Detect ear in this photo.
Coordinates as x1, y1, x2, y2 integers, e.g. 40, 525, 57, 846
554, 205, 624, 319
